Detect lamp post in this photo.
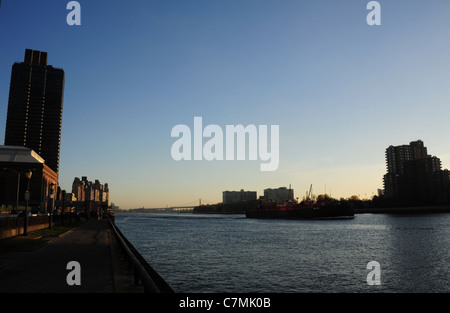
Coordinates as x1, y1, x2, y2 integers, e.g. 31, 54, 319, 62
61, 190, 66, 226
23, 170, 32, 236
49, 183, 55, 229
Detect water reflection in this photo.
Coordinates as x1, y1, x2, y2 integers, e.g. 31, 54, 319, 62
381, 214, 450, 292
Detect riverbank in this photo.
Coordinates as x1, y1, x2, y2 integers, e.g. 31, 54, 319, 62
193, 200, 259, 214
355, 206, 450, 214
192, 202, 450, 215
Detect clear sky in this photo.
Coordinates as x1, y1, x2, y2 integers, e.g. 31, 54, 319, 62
1, 1, 450, 209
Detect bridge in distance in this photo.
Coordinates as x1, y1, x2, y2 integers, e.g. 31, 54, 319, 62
130, 206, 195, 213
131, 198, 215, 213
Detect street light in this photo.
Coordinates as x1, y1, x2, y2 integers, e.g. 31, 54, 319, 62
61, 190, 66, 226
49, 183, 55, 229
23, 170, 32, 236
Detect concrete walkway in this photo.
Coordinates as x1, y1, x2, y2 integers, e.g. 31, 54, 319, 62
0, 219, 117, 293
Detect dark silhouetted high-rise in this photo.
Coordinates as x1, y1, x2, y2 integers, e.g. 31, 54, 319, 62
383, 140, 450, 205
4, 49, 65, 174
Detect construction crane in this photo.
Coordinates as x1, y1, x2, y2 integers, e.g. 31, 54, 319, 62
305, 184, 313, 201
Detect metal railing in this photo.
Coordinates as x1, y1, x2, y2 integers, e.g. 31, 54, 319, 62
106, 215, 174, 293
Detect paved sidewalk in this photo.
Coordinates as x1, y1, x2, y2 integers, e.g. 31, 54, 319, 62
0, 219, 115, 293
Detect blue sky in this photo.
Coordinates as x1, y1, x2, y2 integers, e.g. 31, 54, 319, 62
1, 1, 450, 209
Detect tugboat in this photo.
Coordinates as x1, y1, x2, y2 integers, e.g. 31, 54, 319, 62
246, 185, 354, 220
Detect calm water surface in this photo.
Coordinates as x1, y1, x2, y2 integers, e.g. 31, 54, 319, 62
114, 213, 450, 293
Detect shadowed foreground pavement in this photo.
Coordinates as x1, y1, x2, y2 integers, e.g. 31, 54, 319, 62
0, 219, 116, 293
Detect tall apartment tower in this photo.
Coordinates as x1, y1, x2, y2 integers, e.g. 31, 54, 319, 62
4, 49, 65, 174
385, 140, 427, 175
383, 140, 450, 204
384, 140, 426, 198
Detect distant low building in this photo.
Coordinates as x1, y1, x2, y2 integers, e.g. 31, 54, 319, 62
264, 186, 294, 202
223, 189, 257, 204
72, 176, 110, 205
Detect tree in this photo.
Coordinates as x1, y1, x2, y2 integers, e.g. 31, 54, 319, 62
348, 195, 361, 201
316, 194, 332, 202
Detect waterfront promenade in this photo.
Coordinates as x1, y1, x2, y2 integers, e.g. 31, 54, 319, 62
0, 218, 148, 293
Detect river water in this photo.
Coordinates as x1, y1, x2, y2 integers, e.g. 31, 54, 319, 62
114, 212, 450, 293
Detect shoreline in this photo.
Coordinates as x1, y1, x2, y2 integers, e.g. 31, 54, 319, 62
116, 205, 450, 215
354, 206, 450, 214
